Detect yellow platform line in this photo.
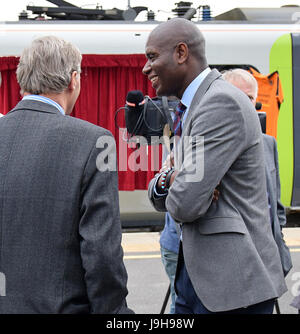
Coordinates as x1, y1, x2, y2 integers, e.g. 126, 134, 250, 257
124, 254, 161, 260
286, 240, 300, 247
124, 247, 300, 260
122, 243, 160, 253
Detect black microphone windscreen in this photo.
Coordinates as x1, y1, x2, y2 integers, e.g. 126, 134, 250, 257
126, 90, 144, 106
255, 102, 262, 110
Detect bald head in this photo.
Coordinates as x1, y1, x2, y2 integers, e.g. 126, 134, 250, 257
150, 18, 207, 63
143, 18, 208, 98
222, 69, 258, 106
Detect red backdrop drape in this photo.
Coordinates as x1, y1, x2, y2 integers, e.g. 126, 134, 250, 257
0, 54, 162, 190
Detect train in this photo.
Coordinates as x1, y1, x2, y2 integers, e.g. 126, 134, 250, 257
1, 2, 300, 227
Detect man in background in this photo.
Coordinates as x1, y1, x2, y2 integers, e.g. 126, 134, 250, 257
0, 36, 132, 314
222, 68, 292, 278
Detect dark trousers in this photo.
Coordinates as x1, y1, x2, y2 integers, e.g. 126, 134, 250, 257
174, 244, 275, 314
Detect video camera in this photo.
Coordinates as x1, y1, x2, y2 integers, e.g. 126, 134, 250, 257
115, 90, 267, 145
115, 90, 178, 145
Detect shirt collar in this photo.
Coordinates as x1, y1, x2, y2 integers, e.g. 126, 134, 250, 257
181, 67, 211, 112
22, 95, 65, 115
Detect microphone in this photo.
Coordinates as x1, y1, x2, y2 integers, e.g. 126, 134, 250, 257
126, 90, 145, 109
125, 90, 146, 135
255, 101, 262, 110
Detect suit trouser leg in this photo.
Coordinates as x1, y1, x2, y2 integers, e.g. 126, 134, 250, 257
174, 242, 213, 314
174, 242, 275, 314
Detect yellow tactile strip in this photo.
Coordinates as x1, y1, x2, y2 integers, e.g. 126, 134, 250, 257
121, 228, 300, 260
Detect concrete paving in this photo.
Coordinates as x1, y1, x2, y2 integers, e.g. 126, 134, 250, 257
122, 228, 300, 314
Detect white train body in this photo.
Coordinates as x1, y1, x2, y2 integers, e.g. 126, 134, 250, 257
1, 21, 299, 71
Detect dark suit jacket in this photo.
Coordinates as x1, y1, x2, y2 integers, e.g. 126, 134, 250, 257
263, 134, 292, 277
0, 99, 132, 314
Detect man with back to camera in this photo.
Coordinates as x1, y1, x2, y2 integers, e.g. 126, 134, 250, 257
222, 68, 292, 279
144, 18, 287, 314
0, 36, 133, 314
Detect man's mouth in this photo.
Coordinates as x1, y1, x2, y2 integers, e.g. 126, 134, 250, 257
150, 75, 158, 87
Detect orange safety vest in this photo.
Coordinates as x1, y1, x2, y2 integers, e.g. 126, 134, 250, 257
249, 67, 284, 139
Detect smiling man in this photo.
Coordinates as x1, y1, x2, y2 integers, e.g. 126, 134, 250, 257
145, 18, 287, 314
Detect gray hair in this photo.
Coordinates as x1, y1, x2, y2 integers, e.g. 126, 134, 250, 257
16, 35, 82, 95
222, 68, 258, 100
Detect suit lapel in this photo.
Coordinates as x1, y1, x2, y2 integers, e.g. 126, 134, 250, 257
182, 69, 222, 136
175, 69, 222, 168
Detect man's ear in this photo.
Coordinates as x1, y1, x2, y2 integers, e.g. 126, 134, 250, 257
68, 71, 78, 91
175, 42, 188, 65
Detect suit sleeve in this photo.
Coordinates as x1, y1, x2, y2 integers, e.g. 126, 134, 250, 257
148, 147, 173, 212
166, 92, 246, 222
79, 130, 133, 314
148, 172, 168, 212
272, 137, 286, 228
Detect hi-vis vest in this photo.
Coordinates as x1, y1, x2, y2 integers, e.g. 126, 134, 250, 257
249, 67, 284, 139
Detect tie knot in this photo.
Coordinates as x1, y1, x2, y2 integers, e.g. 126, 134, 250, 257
173, 101, 186, 137
177, 101, 186, 113
175, 102, 186, 118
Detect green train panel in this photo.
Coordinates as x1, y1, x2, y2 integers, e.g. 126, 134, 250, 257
270, 33, 300, 208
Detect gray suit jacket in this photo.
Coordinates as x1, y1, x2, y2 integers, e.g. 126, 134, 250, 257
0, 99, 132, 314
149, 69, 287, 312
263, 134, 292, 277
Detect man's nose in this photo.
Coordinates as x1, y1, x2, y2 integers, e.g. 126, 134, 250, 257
142, 60, 151, 75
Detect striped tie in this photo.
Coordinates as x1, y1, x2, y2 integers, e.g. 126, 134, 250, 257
173, 102, 187, 137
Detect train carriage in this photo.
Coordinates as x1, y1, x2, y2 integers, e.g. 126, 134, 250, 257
1, 3, 300, 226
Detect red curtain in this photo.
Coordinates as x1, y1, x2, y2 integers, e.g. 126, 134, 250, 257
0, 57, 21, 113
0, 54, 162, 190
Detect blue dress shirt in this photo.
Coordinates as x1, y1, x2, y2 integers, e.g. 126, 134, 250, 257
22, 95, 65, 115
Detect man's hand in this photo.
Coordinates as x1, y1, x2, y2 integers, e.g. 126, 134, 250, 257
159, 153, 221, 199
160, 152, 174, 173
213, 188, 220, 201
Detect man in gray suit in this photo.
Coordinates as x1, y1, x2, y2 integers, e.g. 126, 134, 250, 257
144, 18, 287, 313
0, 36, 132, 314
222, 69, 292, 278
